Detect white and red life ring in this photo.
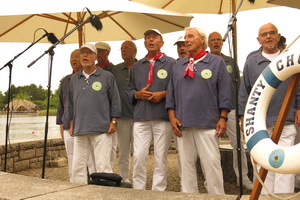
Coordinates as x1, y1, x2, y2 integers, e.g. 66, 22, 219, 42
243, 49, 300, 174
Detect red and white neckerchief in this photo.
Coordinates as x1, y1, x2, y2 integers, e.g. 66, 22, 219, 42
147, 52, 163, 86
184, 49, 207, 78
96, 60, 110, 69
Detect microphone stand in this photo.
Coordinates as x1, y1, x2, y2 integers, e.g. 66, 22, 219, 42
0, 34, 48, 172
27, 14, 93, 179
222, 0, 244, 198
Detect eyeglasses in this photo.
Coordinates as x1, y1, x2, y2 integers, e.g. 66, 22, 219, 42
209, 38, 222, 42
79, 50, 95, 55
259, 31, 277, 38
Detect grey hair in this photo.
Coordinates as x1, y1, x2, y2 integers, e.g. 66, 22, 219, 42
184, 27, 208, 49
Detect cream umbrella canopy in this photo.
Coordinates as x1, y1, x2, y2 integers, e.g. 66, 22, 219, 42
131, 0, 278, 14
0, 0, 193, 46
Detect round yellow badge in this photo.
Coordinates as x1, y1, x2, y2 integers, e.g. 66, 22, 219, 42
226, 65, 233, 74
92, 81, 102, 91
201, 69, 212, 79
157, 69, 168, 79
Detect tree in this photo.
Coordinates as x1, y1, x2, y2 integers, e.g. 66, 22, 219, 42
1, 84, 58, 111
0, 91, 4, 109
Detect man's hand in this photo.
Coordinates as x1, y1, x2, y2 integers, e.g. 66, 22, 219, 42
135, 85, 153, 100
107, 122, 117, 134
69, 120, 74, 137
168, 109, 183, 137
240, 116, 244, 133
216, 118, 226, 138
148, 91, 166, 103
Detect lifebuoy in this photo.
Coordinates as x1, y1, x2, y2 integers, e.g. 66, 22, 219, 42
243, 49, 300, 174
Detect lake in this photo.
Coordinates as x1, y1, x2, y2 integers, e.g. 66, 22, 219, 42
0, 114, 60, 144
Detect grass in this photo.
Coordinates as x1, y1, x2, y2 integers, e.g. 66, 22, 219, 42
37, 109, 57, 116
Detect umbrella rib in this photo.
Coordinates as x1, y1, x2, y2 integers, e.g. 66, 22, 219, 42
107, 14, 136, 40
162, 0, 175, 9
218, 0, 224, 14
0, 15, 35, 37
36, 13, 78, 24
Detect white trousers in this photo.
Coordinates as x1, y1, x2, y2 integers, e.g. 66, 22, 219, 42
177, 128, 225, 194
255, 124, 296, 194
133, 120, 172, 191
110, 132, 117, 169
72, 133, 113, 184
63, 130, 96, 182
226, 110, 250, 179
117, 118, 134, 182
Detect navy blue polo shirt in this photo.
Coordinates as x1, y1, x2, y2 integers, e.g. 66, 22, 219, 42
126, 54, 176, 121
166, 53, 231, 129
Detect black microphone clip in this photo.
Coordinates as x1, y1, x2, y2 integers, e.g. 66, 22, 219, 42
86, 7, 103, 31
42, 29, 59, 44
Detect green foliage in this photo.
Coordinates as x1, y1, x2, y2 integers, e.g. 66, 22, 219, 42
0, 91, 4, 109
13, 92, 31, 101
1, 84, 59, 111
37, 109, 57, 116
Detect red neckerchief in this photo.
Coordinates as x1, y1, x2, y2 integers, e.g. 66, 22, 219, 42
97, 60, 110, 69
184, 49, 207, 78
147, 52, 163, 86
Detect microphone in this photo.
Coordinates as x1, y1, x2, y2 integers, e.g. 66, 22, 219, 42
42, 29, 59, 44
86, 7, 103, 31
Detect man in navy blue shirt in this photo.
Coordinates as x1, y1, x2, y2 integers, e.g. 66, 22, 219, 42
126, 29, 175, 191
166, 27, 231, 194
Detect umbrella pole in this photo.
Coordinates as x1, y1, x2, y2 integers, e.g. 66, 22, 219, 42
223, 0, 245, 198
27, 15, 92, 68
26, 9, 101, 178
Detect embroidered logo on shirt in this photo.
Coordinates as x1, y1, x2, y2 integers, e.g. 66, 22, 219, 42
226, 65, 233, 74
157, 69, 168, 79
201, 69, 212, 79
92, 81, 102, 91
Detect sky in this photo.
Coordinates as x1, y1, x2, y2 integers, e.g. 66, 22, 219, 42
0, 6, 300, 94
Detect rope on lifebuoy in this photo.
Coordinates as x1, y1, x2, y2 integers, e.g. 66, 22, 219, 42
243, 49, 300, 174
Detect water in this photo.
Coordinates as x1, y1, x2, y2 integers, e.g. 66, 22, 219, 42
0, 114, 60, 144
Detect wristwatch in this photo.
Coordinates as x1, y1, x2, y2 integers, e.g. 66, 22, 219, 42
111, 120, 118, 125
220, 116, 228, 122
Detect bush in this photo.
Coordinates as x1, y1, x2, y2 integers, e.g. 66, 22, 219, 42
37, 109, 57, 116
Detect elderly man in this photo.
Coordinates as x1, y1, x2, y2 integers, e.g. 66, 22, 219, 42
166, 27, 231, 194
239, 23, 299, 194
126, 29, 175, 191
56, 49, 96, 182
111, 40, 137, 184
174, 36, 188, 60
68, 43, 121, 184
208, 31, 253, 190
95, 41, 114, 72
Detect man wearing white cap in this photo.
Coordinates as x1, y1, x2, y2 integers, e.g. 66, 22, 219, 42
68, 43, 121, 184
174, 36, 188, 60
126, 29, 175, 191
56, 49, 96, 182
95, 41, 114, 72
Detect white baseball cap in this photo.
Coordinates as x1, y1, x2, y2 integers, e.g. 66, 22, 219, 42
80, 43, 97, 54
